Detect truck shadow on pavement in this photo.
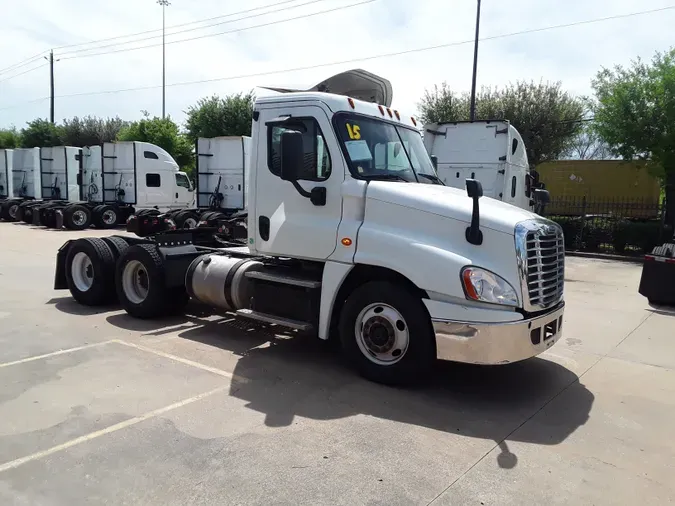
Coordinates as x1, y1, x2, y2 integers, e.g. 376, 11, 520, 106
101, 307, 595, 470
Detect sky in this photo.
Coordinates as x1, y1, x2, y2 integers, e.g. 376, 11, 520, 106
0, 0, 674, 130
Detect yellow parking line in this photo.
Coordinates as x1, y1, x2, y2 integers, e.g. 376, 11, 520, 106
0, 384, 229, 473
0, 341, 115, 368
112, 339, 234, 379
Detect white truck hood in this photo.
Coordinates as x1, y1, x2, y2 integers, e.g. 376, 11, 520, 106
365, 181, 539, 235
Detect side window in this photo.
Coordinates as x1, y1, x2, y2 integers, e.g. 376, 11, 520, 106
511, 138, 519, 155
146, 173, 161, 187
175, 173, 191, 189
511, 176, 517, 198
268, 118, 332, 181
144, 151, 159, 160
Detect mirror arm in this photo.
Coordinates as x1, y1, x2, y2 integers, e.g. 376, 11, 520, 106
290, 180, 312, 199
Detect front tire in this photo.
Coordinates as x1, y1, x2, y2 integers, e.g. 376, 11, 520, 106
338, 281, 436, 386
65, 238, 116, 306
115, 244, 189, 319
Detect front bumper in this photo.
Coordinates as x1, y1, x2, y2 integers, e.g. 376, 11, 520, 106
433, 302, 565, 365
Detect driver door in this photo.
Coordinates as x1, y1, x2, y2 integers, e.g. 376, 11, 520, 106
254, 104, 345, 260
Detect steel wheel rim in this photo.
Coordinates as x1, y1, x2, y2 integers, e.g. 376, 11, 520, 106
72, 210, 87, 226
8, 204, 18, 219
102, 210, 117, 225
354, 303, 409, 366
122, 260, 149, 304
71, 252, 94, 292
183, 217, 197, 229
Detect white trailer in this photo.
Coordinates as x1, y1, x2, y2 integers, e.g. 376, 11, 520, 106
0, 148, 41, 221
423, 120, 550, 212
53, 69, 565, 386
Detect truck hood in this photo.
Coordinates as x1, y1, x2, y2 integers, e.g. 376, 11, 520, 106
366, 181, 539, 235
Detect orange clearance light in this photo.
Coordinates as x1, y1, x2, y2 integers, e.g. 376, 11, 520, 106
348, 97, 355, 109
341, 237, 353, 246
394, 110, 400, 120
386, 108, 393, 118
411, 116, 417, 126
378, 105, 385, 115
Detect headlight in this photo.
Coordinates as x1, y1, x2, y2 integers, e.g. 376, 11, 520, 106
461, 267, 519, 307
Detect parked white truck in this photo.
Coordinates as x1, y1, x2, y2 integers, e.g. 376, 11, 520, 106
53, 69, 565, 386
0, 147, 42, 221
424, 120, 550, 212
0, 148, 13, 212
43, 141, 195, 230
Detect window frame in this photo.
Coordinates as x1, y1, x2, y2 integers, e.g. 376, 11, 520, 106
146, 173, 161, 188
266, 116, 332, 182
175, 172, 192, 190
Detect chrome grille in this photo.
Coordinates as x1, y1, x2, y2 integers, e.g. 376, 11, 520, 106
515, 220, 565, 311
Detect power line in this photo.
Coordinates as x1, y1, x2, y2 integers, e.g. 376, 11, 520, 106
0, 51, 49, 76
0, 63, 49, 84
0, 0, 322, 75
2, 6, 673, 111
58, 0, 374, 60
52, 0, 311, 52
50, 6, 675, 98
0, 97, 49, 112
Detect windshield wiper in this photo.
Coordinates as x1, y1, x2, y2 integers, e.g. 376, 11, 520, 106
362, 174, 409, 182
417, 173, 445, 185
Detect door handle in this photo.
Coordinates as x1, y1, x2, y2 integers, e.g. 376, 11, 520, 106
175, 192, 178, 198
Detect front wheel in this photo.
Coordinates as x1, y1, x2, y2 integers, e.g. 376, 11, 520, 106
338, 281, 436, 386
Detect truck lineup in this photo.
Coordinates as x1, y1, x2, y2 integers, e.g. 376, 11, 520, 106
31, 69, 564, 386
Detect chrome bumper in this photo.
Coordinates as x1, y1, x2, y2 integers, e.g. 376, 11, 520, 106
433, 302, 565, 365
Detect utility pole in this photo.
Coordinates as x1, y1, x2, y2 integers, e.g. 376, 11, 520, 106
44, 50, 55, 123
158, 0, 170, 119
469, 0, 482, 122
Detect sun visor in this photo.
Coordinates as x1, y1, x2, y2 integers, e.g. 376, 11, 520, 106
259, 69, 393, 107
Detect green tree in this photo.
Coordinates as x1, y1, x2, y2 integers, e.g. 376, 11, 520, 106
117, 115, 194, 175
184, 91, 255, 142
418, 81, 586, 168
0, 127, 21, 149
591, 48, 675, 228
60, 115, 129, 147
20, 119, 63, 148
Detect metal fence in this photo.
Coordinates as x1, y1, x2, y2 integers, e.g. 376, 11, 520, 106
542, 197, 670, 256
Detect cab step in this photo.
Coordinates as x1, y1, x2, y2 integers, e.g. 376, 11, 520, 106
244, 270, 321, 289
235, 309, 314, 332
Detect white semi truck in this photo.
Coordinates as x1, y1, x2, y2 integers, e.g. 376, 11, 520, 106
424, 120, 550, 212
53, 69, 565, 386
42, 141, 195, 230
0, 147, 43, 221
0, 148, 14, 212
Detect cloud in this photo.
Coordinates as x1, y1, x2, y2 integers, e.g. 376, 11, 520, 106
0, 0, 674, 129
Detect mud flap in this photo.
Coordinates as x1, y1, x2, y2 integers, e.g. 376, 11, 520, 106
54, 240, 73, 289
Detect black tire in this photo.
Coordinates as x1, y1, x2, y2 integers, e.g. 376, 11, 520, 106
338, 281, 436, 386
96, 205, 119, 229
65, 238, 116, 306
102, 236, 129, 261
1, 200, 20, 221
115, 244, 189, 319
91, 205, 106, 228
174, 210, 199, 229
64, 204, 92, 230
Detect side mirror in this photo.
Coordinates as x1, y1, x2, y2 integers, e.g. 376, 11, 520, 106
531, 169, 541, 186
280, 130, 304, 182
533, 188, 550, 204
430, 155, 438, 170
393, 142, 402, 158
466, 178, 483, 199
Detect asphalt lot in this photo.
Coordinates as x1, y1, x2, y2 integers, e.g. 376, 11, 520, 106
0, 221, 674, 505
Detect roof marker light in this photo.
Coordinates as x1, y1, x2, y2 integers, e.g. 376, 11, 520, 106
348, 97, 355, 109
394, 110, 401, 120
386, 108, 393, 118
411, 117, 417, 126
378, 105, 385, 115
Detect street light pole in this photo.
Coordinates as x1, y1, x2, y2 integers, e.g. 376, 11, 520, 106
469, 0, 482, 121
157, 0, 170, 119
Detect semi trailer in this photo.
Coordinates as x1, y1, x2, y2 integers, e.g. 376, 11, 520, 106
423, 120, 550, 213
0, 149, 13, 211
53, 69, 565, 386
41, 141, 195, 230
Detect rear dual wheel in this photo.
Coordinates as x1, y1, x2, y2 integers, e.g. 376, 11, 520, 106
93, 205, 119, 229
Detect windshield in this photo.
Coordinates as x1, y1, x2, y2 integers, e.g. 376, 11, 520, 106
335, 114, 438, 182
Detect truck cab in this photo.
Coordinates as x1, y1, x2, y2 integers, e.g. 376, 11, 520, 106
423, 120, 549, 212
